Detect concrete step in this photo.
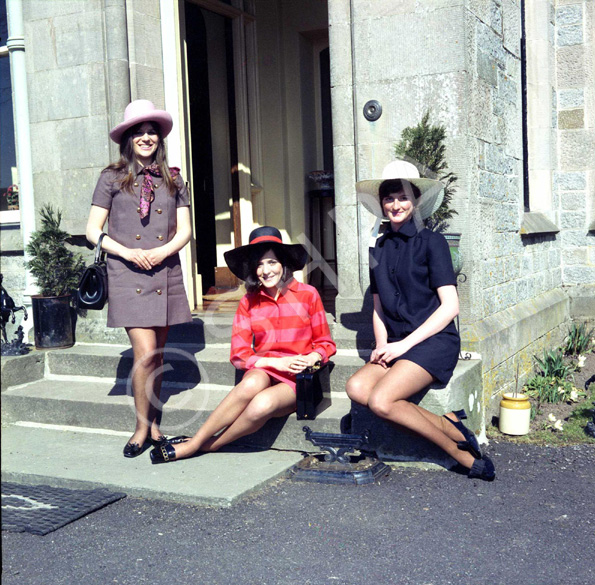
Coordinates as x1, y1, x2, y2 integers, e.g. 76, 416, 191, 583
1, 378, 352, 451
0, 423, 303, 506
42, 343, 367, 393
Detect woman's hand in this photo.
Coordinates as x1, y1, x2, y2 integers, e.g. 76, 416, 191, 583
123, 247, 154, 271
145, 246, 169, 267
372, 340, 411, 367
257, 354, 320, 374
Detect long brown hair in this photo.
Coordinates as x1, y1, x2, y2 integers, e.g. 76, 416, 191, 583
105, 123, 176, 194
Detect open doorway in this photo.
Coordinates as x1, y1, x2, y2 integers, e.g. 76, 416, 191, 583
184, 2, 241, 298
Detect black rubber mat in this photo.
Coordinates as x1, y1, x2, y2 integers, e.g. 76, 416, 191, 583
1, 482, 126, 536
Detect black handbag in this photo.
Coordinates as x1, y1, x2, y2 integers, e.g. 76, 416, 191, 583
77, 233, 108, 310
296, 362, 329, 420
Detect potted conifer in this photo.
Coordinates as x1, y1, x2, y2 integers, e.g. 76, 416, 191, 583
394, 111, 462, 274
25, 205, 85, 349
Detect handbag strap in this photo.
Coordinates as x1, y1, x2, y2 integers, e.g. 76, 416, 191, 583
95, 233, 106, 263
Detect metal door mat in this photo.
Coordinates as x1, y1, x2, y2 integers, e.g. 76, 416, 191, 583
1, 482, 126, 536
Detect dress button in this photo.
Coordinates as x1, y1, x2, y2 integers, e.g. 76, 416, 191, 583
136, 235, 141, 240
137, 207, 141, 213
157, 235, 164, 241
136, 289, 141, 294
156, 209, 163, 214
156, 289, 162, 295
134, 182, 139, 187
154, 184, 160, 189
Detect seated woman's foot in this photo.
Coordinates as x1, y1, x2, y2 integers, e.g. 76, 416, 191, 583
467, 455, 496, 481
443, 409, 482, 459
149, 437, 194, 464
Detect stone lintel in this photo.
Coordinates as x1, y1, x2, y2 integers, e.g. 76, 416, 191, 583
520, 211, 560, 235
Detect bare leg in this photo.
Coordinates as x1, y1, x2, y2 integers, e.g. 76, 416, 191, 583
172, 369, 273, 459
126, 326, 169, 446
200, 382, 296, 452
346, 360, 475, 469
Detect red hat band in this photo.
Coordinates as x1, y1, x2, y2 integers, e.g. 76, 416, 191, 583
250, 235, 283, 245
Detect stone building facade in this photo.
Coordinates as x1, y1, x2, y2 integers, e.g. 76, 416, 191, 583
2, 0, 593, 425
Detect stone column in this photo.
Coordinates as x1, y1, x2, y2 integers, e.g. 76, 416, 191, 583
328, 0, 367, 323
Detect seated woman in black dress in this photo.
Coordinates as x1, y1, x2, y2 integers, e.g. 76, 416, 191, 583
347, 161, 495, 481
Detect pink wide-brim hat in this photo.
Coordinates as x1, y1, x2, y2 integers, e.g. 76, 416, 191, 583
109, 100, 173, 144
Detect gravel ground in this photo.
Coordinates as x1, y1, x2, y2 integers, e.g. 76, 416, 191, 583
2, 441, 594, 585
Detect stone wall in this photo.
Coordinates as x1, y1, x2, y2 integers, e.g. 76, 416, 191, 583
555, 0, 595, 286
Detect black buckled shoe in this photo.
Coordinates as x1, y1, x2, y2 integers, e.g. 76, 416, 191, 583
123, 440, 149, 458
468, 455, 496, 481
444, 409, 482, 459
150, 443, 177, 464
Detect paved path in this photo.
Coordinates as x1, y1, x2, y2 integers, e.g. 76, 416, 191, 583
2, 441, 594, 585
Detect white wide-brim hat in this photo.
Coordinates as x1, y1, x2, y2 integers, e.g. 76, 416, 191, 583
109, 100, 173, 144
356, 160, 444, 220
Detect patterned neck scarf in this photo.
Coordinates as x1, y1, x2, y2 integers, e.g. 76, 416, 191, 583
139, 164, 180, 219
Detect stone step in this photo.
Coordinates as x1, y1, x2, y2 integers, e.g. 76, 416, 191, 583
1, 379, 352, 451
42, 343, 367, 393
73, 312, 374, 349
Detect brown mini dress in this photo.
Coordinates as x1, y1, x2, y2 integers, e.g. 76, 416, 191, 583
91, 168, 192, 328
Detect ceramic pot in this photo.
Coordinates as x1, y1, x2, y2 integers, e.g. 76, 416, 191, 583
499, 392, 531, 435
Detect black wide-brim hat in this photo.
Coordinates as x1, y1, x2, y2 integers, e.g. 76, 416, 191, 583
224, 226, 309, 282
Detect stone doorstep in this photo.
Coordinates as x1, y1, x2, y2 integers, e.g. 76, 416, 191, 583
1, 354, 483, 459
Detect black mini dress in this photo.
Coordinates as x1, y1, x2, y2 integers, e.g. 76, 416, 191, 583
369, 219, 460, 386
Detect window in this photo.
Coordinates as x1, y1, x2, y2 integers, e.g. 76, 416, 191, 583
0, 2, 19, 223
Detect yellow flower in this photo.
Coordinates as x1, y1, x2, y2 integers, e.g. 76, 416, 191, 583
553, 420, 564, 431
577, 355, 586, 369
557, 386, 565, 395
569, 389, 580, 403
548, 413, 557, 422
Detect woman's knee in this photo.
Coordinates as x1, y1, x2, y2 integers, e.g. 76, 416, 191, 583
231, 372, 269, 401
368, 395, 409, 421
243, 393, 277, 422
345, 374, 369, 404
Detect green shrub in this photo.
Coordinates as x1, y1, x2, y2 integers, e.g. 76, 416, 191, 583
534, 348, 573, 380
563, 322, 594, 356
524, 375, 575, 404
25, 205, 85, 297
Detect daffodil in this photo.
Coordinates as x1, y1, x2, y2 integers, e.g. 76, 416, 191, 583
577, 355, 586, 369
569, 389, 579, 403
557, 386, 565, 395
548, 413, 557, 422
553, 419, 564, 431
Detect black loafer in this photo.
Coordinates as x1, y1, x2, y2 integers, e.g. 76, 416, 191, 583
444, 409, 482, 459
123, 440, 149, 458
150, 443, 177, 464
167, 435, 190, 445
468, 456, 496, 481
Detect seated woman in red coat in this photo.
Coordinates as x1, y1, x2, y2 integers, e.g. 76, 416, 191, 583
150, 226, 336, 463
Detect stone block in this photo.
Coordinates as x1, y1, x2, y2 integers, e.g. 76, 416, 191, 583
559, 130, 595, 170
558, 108, 584, 129
328, 0, 352, 26
477, 50, 498, 86
556, 4, 583, 27
561, 191, 587, 211
479, 171, 509, 201
497, 69, 518, 104
23, 0, 101, 21
515, 278, 531, 303
561, 210, 587, 229
332, 84, 357, 146
564, 266, 595, 284
495, 203, 520, 231
26, 19, 57, 72
476, 19, 507, 66
558, 88, 584, 109
556, 45, 585, 86
557, 24, 583, 46
484, 143, 515, 175
502, 0, 520, 56
352, 0, 416, 20
54, 10, 105, 68
0, 226, 23, 253
56, 116, 110, 170
329, 22, 354, 82
554, 171, 587, 191
1, 353, 45, 392
562, 248, 588, 266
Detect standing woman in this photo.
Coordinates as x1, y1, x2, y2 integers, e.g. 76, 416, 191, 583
86, 100, 192, 458
348, 161, 495, 480
150, 226, 336, 463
